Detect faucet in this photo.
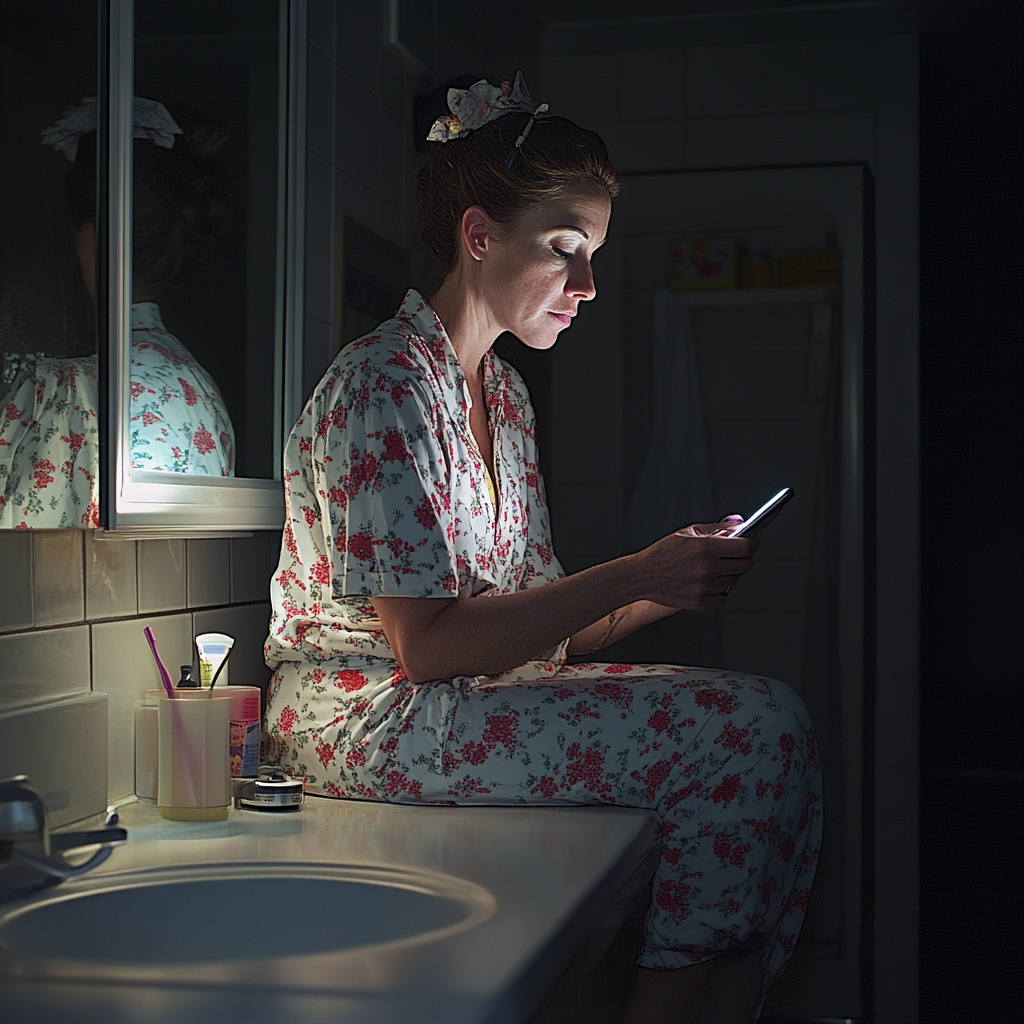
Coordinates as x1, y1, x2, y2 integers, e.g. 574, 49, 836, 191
0, 776, 127, 902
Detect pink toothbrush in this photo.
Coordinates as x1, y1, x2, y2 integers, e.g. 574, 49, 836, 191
144, 626, 176, 698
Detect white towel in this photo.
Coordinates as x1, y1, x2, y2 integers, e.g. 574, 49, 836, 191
624, 289, 717, 550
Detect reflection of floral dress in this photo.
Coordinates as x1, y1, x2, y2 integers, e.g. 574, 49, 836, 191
0, 302, 234, 528
265, 289, 822, 995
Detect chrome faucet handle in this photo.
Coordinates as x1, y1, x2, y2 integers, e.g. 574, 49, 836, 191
0, 775, 50, 859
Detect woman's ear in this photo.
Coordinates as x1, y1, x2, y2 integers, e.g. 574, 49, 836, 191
460, 205, 490, 262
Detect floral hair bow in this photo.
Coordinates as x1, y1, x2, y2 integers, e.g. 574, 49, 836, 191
426, 71, 549, 166
41, 97, 182, 162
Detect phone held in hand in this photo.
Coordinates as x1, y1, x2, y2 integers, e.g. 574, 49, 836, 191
727, 487, 793, 538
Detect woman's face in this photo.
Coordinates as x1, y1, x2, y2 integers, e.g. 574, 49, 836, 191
480, 181, 611, 350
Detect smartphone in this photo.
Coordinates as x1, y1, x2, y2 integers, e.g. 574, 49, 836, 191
727, 487, 793, 538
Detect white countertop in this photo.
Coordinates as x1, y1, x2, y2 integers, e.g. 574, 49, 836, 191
2, 796, 659, 1024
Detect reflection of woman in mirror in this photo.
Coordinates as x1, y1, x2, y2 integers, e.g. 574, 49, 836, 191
264, 76, 821, 1023
0, 98, 235, 528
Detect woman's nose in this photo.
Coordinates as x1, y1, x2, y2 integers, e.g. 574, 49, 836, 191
566, 259, 597, 301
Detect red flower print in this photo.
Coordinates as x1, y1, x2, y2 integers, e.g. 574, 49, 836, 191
302, 506, 319, 527
593, 682, 633, 709
178, 378, 199, 405
458, 740, 489, 766
712, 830, 751, 867
193, 428, 216, 454
381, 427, 410, 465
346, 531, 376, 561
694, 688, 739, 715
602, 664, 632, 674
562, 743, 612, 796
61, 432, 85, 450
31, 459, 56, 490
317, 408, 347, 437
441, 751, 461, 776
335, 669, 368, 692
310, 553, 330, 584
315, 740, 336, 768
6, 402, 21, 420
531, 776, 560, 798
481, 711, 519, 753
414, 495, 437, 531
382, 770, 422, 798
631, 758, 675, 803
279, 706, 298, 736
345, 749, 366, 769
648, 708, 672, 734
655, 879, 692, 922
715, 720, 753, 756
710, 774, 742, 804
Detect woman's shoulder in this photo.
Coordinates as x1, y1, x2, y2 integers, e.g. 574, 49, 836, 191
316, 293, 447, 408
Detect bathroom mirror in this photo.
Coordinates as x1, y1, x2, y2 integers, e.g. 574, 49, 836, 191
0, 0, 305, 533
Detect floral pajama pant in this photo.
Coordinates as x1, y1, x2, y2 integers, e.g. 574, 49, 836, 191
268, 660, 822, 996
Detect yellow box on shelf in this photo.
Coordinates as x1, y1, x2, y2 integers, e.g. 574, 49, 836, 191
668, 240, 737, 290
779, 249, 841, 287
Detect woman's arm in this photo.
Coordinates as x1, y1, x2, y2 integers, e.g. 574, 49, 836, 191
374, 526, 757, 683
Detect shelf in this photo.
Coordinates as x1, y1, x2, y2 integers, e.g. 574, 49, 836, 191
667, 285, 837, 306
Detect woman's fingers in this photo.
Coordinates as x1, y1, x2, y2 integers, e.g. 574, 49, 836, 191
639, 531, 758, 608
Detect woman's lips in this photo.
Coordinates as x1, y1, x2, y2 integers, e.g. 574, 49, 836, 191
548, 312, 573, 326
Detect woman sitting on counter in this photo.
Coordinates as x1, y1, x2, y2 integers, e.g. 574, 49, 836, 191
264, 75, 822, 1024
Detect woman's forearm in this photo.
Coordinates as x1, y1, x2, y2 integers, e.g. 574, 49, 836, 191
566, 600, 678, 657
377, 555, 646, 682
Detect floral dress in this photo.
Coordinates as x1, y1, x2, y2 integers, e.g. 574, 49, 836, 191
0, 302, 234, 528
265, 289, 822, 996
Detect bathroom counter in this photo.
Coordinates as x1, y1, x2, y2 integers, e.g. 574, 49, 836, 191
3, 796, 660, 1023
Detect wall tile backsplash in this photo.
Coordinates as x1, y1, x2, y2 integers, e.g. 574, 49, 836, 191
0, 532, 279, 819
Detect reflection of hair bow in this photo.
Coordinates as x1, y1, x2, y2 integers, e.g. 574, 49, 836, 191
427, 71, 548, 165
41, 97, 182, 162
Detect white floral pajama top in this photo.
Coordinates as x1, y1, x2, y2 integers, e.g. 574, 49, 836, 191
265, 289, 822, 994
0, 302, 234, 528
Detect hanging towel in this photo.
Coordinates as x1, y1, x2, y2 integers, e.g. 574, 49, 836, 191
624, 288, 717, 550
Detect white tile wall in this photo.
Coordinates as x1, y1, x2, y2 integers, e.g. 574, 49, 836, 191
0, 692, 108, 828
0, 531, 33, 632
186, 538, 231, 609
84, 533, 137, 620
686, 41, 810, 117
0, 626, 91, 708
138, 539, 186, 614
230, 534, 273, 604
32, 531, 84, 626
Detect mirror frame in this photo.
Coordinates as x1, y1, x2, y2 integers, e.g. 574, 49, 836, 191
98, 0, 305, 537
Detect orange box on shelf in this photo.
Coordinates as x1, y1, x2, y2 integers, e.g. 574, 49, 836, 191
778, 249, 841, 287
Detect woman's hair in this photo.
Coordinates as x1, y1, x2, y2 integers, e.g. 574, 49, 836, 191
66, 110, 229, 298
416, 110, 623, 277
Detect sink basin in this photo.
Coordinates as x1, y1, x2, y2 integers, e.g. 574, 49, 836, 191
0, 861, 495, 981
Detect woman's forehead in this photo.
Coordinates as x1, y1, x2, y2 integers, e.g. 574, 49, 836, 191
521, 183, 611, 237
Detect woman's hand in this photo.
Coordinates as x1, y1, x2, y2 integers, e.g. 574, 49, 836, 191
632, 517, 759, 609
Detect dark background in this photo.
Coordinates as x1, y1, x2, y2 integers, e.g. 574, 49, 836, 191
918, 2, 1023, 1021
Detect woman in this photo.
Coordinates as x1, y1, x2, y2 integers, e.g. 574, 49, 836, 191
265, 77, 821, 1024
0, 98, 235, 528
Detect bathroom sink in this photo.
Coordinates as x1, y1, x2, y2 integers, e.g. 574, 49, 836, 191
0, 861, 495, 980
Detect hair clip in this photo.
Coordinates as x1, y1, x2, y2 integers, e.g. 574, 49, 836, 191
41, 97, 182, 162
426, 71, 549, 155
505, 103, 549, 167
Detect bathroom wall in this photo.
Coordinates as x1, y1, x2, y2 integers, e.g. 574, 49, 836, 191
538, 23, 918, 1024
0, 2, 428, 830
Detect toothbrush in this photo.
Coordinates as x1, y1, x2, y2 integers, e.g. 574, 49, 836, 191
143, 626, 176, 698
207, 640, 234, 692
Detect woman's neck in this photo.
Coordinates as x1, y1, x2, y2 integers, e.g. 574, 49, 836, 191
427, 269, 500, 385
